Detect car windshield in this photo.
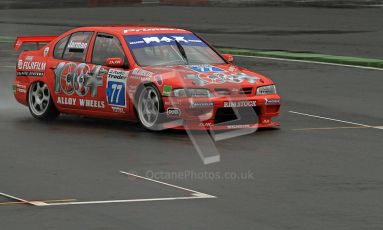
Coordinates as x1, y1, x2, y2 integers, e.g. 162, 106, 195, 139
125, 33, 226, 66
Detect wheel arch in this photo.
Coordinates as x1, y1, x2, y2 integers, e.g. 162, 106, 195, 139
133, 81, 164, 111
27, 79, 56, 105
27, 80, 60, 121
133, 81, 166, 130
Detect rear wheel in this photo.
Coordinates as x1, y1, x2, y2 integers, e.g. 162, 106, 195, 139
28, 82, 59, 121
136, 85, 164, 130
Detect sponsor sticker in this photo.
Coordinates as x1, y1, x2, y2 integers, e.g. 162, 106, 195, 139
155, 75, 163, 86
227, 124, 251, 129
56, 96, 105, 109
57, 97, 77, 106
124, 28, 186, 33
190, 102, 214, 108
223, 101, 256, 108
17, 88, 27, 93
199, 122, 214, 127
67, 41, 88, 49
163, 85, 172, 96
262, 119, 270, 124
189, 65, 224, 73
167, 107, 181, 117
25, 56, 33, 61
17, 71, 44, 77
108, 69, 128, 80
265, 98, 280, 105
125, 33, 207, 49
18, 60, 46, 71
186, 72, 258, 86
16, 84, 26, 89
131, 68, 153, 77
79, 99, 105, 109
16, 84, 27, 93
43, 47, 49, 57
54, 62, 103, 97
228, 65, 238, 72
106, 69, 128, 107
17, 60, 23, 69
111, 106, 126, 113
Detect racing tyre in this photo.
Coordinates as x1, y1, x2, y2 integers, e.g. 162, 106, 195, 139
136, 84, 165, 131
28, 82, 60, 121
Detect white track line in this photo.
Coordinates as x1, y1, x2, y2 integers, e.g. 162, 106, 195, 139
120, 171, 214, 197
288, 111, 380, 129
235, 55, 383, 71
40, 171, 215, 207
38, 195, 211, 207
0, 192, 46, 206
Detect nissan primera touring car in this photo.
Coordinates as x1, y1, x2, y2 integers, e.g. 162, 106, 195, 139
13, 25, 280, 130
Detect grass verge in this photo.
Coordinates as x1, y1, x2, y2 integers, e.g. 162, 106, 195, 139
218, 48, 383, 69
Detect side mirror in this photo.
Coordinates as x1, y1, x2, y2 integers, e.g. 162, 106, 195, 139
106, 57, 124, 68
222, 54, 234, 63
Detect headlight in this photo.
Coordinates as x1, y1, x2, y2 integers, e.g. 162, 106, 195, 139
256, 85, 277, 95
173, 88, 213, 98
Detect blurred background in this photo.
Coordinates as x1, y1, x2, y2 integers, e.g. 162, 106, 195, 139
1, 0, 383, 8
0, 0, 382, 58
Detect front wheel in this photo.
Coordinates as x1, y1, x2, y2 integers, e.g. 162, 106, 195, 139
136, 85, 164, 130
28, 82, 60, 121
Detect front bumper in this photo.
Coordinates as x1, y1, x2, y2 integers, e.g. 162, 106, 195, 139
162, 94, 281, 130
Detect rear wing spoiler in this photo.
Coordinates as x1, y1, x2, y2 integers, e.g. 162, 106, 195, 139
13, 36, 58, 51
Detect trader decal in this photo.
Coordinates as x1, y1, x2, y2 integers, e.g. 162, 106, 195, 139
106, 69, 128, 107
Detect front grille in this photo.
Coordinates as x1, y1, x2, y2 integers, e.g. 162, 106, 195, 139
214, 88, 231, 96
214, 107, 259, 125
186, 108, 213, 116
239, 87, 253, 95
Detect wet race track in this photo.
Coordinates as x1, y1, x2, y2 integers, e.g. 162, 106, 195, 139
1, 5, 383, 230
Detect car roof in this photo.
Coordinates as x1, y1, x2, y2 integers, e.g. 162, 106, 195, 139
74, 25, 192, 35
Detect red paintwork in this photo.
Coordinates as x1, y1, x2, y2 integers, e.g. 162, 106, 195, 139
13, 36, 58, 51
13, 25, 280, 130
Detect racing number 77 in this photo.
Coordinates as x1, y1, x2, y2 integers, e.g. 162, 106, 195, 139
110, 83, 123, 104
107, 81, 126, 107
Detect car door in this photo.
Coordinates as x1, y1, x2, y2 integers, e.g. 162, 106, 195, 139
51, 31, 107, 112
89, 32, 130, 115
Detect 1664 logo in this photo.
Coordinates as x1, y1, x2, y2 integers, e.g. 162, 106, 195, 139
54, 62, 104, 97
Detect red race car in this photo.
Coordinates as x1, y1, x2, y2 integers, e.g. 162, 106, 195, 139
13, 25, 280, 130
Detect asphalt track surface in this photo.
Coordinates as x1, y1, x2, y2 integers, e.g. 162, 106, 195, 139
1, 5, 383, 230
